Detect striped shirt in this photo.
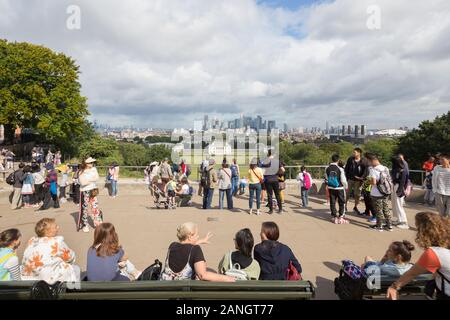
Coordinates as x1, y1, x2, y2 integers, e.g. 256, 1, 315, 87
432, 165, 450, 196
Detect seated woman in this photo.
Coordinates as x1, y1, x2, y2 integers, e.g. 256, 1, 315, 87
254, 222, 302, 280
87, 222, 141, 281
21, 218, 80, 283
387, 212, 450, 300
363, 240, 415, 277
160, 222, 235, 282
176, 177, 193, 207
0, 229, 22, 281
218, 228, 260, 280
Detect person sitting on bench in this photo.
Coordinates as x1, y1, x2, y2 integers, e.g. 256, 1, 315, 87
363, 240, 415, 277
160, 222, 234, 282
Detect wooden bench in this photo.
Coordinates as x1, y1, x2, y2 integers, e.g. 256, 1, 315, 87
0, 280, 315, 300
362, 274, 433, 300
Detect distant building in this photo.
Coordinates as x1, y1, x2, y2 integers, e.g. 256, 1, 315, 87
374, 129, 407, 137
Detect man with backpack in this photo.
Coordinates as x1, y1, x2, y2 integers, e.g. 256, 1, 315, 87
344, 148, 366, 215
230, 159, 240, 197
158, 158, 173, 188
8, 162, 25, 210
202, 159, 218, 209
365, 153, 393, 232
325, 154, 348, 224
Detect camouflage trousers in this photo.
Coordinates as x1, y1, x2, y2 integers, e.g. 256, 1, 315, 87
371, 196, 391, 228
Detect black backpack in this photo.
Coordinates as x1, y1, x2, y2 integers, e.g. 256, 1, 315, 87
6, 172, 15, 185
334, 269, 366, 300
137, 259, 162, 281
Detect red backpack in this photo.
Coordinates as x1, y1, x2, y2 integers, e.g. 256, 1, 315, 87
303, 172, 312, 190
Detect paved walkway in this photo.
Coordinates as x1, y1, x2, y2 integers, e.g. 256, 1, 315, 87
0, 186, 437, 299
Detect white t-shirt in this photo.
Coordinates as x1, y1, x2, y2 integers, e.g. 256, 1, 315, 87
369, 164, 389, 198
180, 184, 190, 195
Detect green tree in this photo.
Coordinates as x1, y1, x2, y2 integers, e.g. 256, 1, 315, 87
78, 136, 122, 165
363, 138, 398, 164
0, 40, 89, 150
146, 145, 172, 162
119, 142, 148, 166
397, 111, 450, 169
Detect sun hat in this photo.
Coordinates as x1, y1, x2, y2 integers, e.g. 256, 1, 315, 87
85, 157, 96, 164
250, 158, 258, 165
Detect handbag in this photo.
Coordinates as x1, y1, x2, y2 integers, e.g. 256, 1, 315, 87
286, 260, 302, 281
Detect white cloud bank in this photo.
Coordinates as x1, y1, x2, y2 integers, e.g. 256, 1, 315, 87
0, 0, 449, 128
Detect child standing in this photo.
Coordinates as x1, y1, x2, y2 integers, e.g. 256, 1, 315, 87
21, 165, 35, 208
296, 166, 312, 208
165, 177, 177, 209
239, 177, 247, 195
423, 173, 434, 206
58, 165, 70, 204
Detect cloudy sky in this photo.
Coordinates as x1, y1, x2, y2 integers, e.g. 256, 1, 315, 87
1, 0, 449, 129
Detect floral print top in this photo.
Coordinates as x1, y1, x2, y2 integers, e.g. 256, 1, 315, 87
21, 236, 78, 284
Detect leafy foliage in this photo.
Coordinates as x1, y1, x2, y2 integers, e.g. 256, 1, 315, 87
0, 40, 89, 150
397, 111, 450, 169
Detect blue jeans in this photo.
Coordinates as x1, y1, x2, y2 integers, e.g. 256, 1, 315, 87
219, 189, 233, 209
249, 183, 262, 209
301, 187, 309, 207
231, 176, 239, 196
202, 187, 214, 209
111, 180, 118, 196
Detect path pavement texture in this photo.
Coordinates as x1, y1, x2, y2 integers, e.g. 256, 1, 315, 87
0, 184, 437, 299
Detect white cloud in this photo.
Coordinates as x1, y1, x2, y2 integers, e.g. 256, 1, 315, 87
0, 0, 449, 129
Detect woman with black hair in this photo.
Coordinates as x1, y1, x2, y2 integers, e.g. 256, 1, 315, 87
218, 228, 260, 280
391, 154, 409, 229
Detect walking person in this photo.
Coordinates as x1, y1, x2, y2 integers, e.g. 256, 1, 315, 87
108, 162, 120, 198
248, 158, 264, 215
54, 150, 62, 166
423, 172, 435, 206
297, 166, 312, 208
31, 163, 45, 207
432, 153, 450, 217
57, 164, 70, 204
278, 162, 286, 208
9, 163, 25, 210
78, 157, 102, 233
230, 159, 240, 197
391, 155, 410, 229
218, 160, 233, 210
366, 153, 393, 232
202, 159, 217, 209
344, 148, 366, 215
260, 149, 283, 214
325, 154, 348, 224
5, 150, 15, 170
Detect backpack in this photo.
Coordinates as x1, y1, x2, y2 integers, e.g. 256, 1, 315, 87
303, 172, 312, 190
326, 165, 341, 188
137, 259, 162, 281
334, 260, 367, 300
286, 260, 302, 281
375, 166, 393, 196
200, 167, 208, 187
230, 164, 238, 178
224, 252, 249, 280
6, 172, 15, 185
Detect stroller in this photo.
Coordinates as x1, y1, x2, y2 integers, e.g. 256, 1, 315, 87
151, 182, 173, 209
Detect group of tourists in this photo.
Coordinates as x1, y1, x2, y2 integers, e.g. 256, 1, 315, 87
325, 149, 450, 230
1, 211, 449, 300
0, 220, 301, 283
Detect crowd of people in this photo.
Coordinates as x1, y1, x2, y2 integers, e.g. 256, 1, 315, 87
1, 212, 449, 300
324, 150, 450, 230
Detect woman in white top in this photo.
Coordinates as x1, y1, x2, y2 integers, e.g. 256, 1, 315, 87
78, 157, 102, 233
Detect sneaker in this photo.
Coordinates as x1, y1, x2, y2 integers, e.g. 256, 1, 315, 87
256, 209, 261, 215
82, 226, 90, 233
353, 207, 362, 215
268, 210, 273, 214
249, 209, 254, 215
368, 217, 377, 223
384, 225, 394, 232
339, 217, 350, 224
370, 225, 384, 232
396, 223, 410, 230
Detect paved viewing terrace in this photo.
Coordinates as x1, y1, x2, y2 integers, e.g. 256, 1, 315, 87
0, 179, 436, 299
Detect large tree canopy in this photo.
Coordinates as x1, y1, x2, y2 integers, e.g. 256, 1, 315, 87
0, 39, 89, 148
397, 111, 450, 169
